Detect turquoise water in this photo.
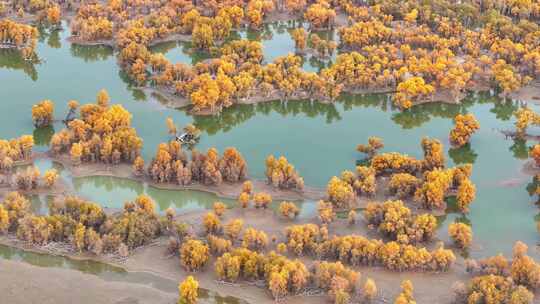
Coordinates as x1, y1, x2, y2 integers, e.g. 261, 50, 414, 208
1, 23, 539, 259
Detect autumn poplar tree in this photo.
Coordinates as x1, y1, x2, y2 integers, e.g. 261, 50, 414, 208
450, 114, 480, 147
178, 276, 198, 304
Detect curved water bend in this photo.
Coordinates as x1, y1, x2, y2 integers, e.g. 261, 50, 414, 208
0, 244, 245, 304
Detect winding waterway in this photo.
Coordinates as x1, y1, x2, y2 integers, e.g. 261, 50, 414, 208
1, 21, 540, 264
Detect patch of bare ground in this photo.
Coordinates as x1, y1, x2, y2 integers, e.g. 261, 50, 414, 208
0, 258, 176, 304
510, 80, 540, 103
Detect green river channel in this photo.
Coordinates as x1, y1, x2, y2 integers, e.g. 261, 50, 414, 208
1, 21, 540, 287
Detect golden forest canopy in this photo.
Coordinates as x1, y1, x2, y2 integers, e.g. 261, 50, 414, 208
0, 19, 38, 59
50, 90, 143, 164
49, 0, 540, 113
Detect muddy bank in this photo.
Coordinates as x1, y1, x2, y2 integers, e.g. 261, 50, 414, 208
510, 80, 540, 103
0, 258, 176, 304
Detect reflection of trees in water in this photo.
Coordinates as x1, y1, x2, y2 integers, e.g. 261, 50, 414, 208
341, 93, 389, 111
150, 41, 178, 54
191, 99, 342, 135
192, 104, 256, 135
46, 29, 62, 49
33, 125, 55, 146
150, 40, 210, 65
70, 44, 114, 62
392, 102, 467, 129
73, 176, 144, 197
0, 244, 126, 274
192, 93, 493, 136
448, 143, 478, 165
438, 196, 472, 228
117, 70, 147, 101
246, 22, 278, 41
0, 49, 38, 80
526, 175, 540, 208
145, 186, 235, 211
490, 99, 519, 121
509, 138, 529, 159
73, 176, 238, 212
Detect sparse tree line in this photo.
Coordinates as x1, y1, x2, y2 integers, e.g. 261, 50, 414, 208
327, 137, 476, 213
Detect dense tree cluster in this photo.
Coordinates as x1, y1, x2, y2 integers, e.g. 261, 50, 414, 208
265, 155, 304, 191
414, 164, 475, 211
253, 192, 272, 209
319, 235, 456, 272
207, 234, 232, 256
3, 192, 166, 256
514, 107, 540, 136
33, 0, 540, 116
330, 137, 475, 212
448, 222, 473, 249
180, 239, 210, 271
50, 91, 143, 165
449, 114, 480, 147
460, 242, 540, 304
364, 200, 437, 244
146, 143, 247, 186
304, 1, 335, 30
317, 200, 335, 225
327, 163, 382, 209
326, 176, 355, 209
241, 227, 268, 251
283, 223, 454, 272
312, 261, 359, 304
215, 248, 309, 300
455, 274, 534, 304
388, 173, 421, 199
0, 19, 38, 59
0, 135, 33, 172
4, 0, 66, 27
285, 223, 322, 256
31, 100, 54, 128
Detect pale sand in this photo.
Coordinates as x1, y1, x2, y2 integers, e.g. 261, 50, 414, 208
0, 258, 176, 304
